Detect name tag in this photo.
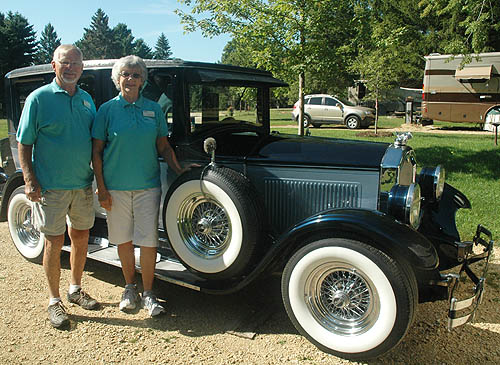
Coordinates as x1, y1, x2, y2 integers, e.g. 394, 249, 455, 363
143, 110, 155, 118
83, 100, 91, 109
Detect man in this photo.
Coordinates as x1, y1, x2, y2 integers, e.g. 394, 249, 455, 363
16, 44, 99, 329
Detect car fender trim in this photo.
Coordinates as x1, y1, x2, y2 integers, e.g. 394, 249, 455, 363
276, 208, 440, 272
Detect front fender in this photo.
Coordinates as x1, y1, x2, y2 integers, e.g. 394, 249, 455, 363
418, 183, 472, 270
277, 209, 440, 273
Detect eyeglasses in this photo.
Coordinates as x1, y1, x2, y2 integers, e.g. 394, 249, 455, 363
119, 71, 142, 79
56, 60, 82, 67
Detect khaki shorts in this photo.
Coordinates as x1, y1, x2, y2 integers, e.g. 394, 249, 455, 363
33, 187, 95, 236
106, 188, 161, 247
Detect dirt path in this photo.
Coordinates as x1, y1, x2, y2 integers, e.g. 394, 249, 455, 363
0, 222, 498, 364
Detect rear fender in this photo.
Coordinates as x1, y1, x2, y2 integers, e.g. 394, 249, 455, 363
0, 171, 24, 222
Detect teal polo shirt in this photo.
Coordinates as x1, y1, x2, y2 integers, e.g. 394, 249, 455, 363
16, 79, 95, 190
92, 94, 168, 191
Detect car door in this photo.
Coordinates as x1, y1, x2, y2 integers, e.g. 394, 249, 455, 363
305, 96, 324, 121
323, 96, 343, 123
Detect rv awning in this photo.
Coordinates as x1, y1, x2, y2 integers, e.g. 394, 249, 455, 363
455, 65, 492, 82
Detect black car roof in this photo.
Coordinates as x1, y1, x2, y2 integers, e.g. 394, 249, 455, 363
5, 59, 288, 87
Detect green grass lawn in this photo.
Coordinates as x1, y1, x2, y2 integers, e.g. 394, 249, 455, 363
0, 119, 8, 139
271, 112, 499, 242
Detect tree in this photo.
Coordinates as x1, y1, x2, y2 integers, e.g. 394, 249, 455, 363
133, 38, 153, 59
76, 8, 121, 59
0, 11, 37, 116
419, 0, 500, 55
351, 1, 430, 132
153, 33, 172, 59
177, 0, 359, 135
35, 23, 61, 64
113, 23, 135, 56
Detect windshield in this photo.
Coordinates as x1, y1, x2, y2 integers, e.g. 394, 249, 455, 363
188, 84, 264, 132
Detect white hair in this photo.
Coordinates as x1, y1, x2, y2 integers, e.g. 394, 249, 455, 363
111, 55, 148, 90
53, 44, 83, 62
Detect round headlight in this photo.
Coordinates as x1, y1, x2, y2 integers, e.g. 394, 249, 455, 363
435, 166, 445, 200
388, 183, 422, 229
418, 165, 445, 202
407, 183, 421, 228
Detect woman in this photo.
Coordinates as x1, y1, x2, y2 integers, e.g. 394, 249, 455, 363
92, 55, 192, 316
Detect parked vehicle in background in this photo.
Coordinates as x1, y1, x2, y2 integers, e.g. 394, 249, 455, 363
348, 81, 422, 117
421, 52, 500, 129
292, 94, 375, 129
1, 59, 494, 360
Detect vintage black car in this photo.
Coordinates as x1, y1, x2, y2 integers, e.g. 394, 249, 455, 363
1, 59, 494, 360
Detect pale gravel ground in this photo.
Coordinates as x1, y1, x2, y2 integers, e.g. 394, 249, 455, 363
0, 221, 498, 365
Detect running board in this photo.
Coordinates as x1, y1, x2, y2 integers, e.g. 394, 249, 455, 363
61, 236, 203, 292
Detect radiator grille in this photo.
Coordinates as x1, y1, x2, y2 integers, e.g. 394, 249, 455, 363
265, 178, 361, 233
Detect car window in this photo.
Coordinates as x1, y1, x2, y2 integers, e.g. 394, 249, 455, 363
324, 97, 339, 106
77, 73, 97, 106
188, 84, 263, 133
308, 97, 322, 105
142, 73, 173, 128
10, 77, 48, 130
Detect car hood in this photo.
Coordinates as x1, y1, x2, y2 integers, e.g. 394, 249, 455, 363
345, 105, 375, 113
247, 133, 389, 168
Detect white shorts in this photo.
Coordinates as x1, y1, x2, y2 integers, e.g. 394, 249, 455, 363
106, 188, 161, 247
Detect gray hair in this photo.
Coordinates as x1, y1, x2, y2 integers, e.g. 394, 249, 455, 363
53, 44, 83, 62
111, 55, 148, 90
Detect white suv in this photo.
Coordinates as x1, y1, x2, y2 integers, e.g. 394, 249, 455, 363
293, 94, 375, 129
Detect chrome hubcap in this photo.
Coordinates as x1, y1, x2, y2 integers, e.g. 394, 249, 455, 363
177, 193, 231, 259
15, 201, 40, 248
305, 263, 378, 336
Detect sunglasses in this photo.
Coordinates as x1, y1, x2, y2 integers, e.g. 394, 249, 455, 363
119, 71, 142, 79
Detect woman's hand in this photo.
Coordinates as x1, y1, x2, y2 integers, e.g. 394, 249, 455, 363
177, 163, 200, 175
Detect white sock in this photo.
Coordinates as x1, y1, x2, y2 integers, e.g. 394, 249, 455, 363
49, 297, 61, 306
69, 284, 81, 294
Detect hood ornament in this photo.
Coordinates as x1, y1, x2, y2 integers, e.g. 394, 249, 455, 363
394, 132, 413, 147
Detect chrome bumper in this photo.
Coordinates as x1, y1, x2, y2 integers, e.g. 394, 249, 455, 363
443, 225, 494, 330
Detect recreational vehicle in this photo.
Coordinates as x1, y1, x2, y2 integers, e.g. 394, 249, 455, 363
421, 52, 500, 129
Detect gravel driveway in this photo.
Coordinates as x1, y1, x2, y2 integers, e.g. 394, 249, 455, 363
0, 221, 498, 364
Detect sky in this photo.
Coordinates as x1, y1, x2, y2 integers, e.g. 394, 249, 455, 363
2, 0, 231, 63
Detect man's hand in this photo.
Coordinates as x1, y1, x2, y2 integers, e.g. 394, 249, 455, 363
96, 188, 112, 211
25, 180, 41, 202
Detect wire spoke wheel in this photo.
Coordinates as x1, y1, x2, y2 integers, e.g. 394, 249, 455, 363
306, 263, 377, 336
178, 193, 231, 259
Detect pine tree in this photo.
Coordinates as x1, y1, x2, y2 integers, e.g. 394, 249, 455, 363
153, 33, 172, 59
35, 23, 61, 64
0, 11, 37, 116
113, 23, 135, 57
76, 8, 121, 59
133, 38, 153, 59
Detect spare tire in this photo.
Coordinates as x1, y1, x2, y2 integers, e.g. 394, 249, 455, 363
164, 166, 262, 280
